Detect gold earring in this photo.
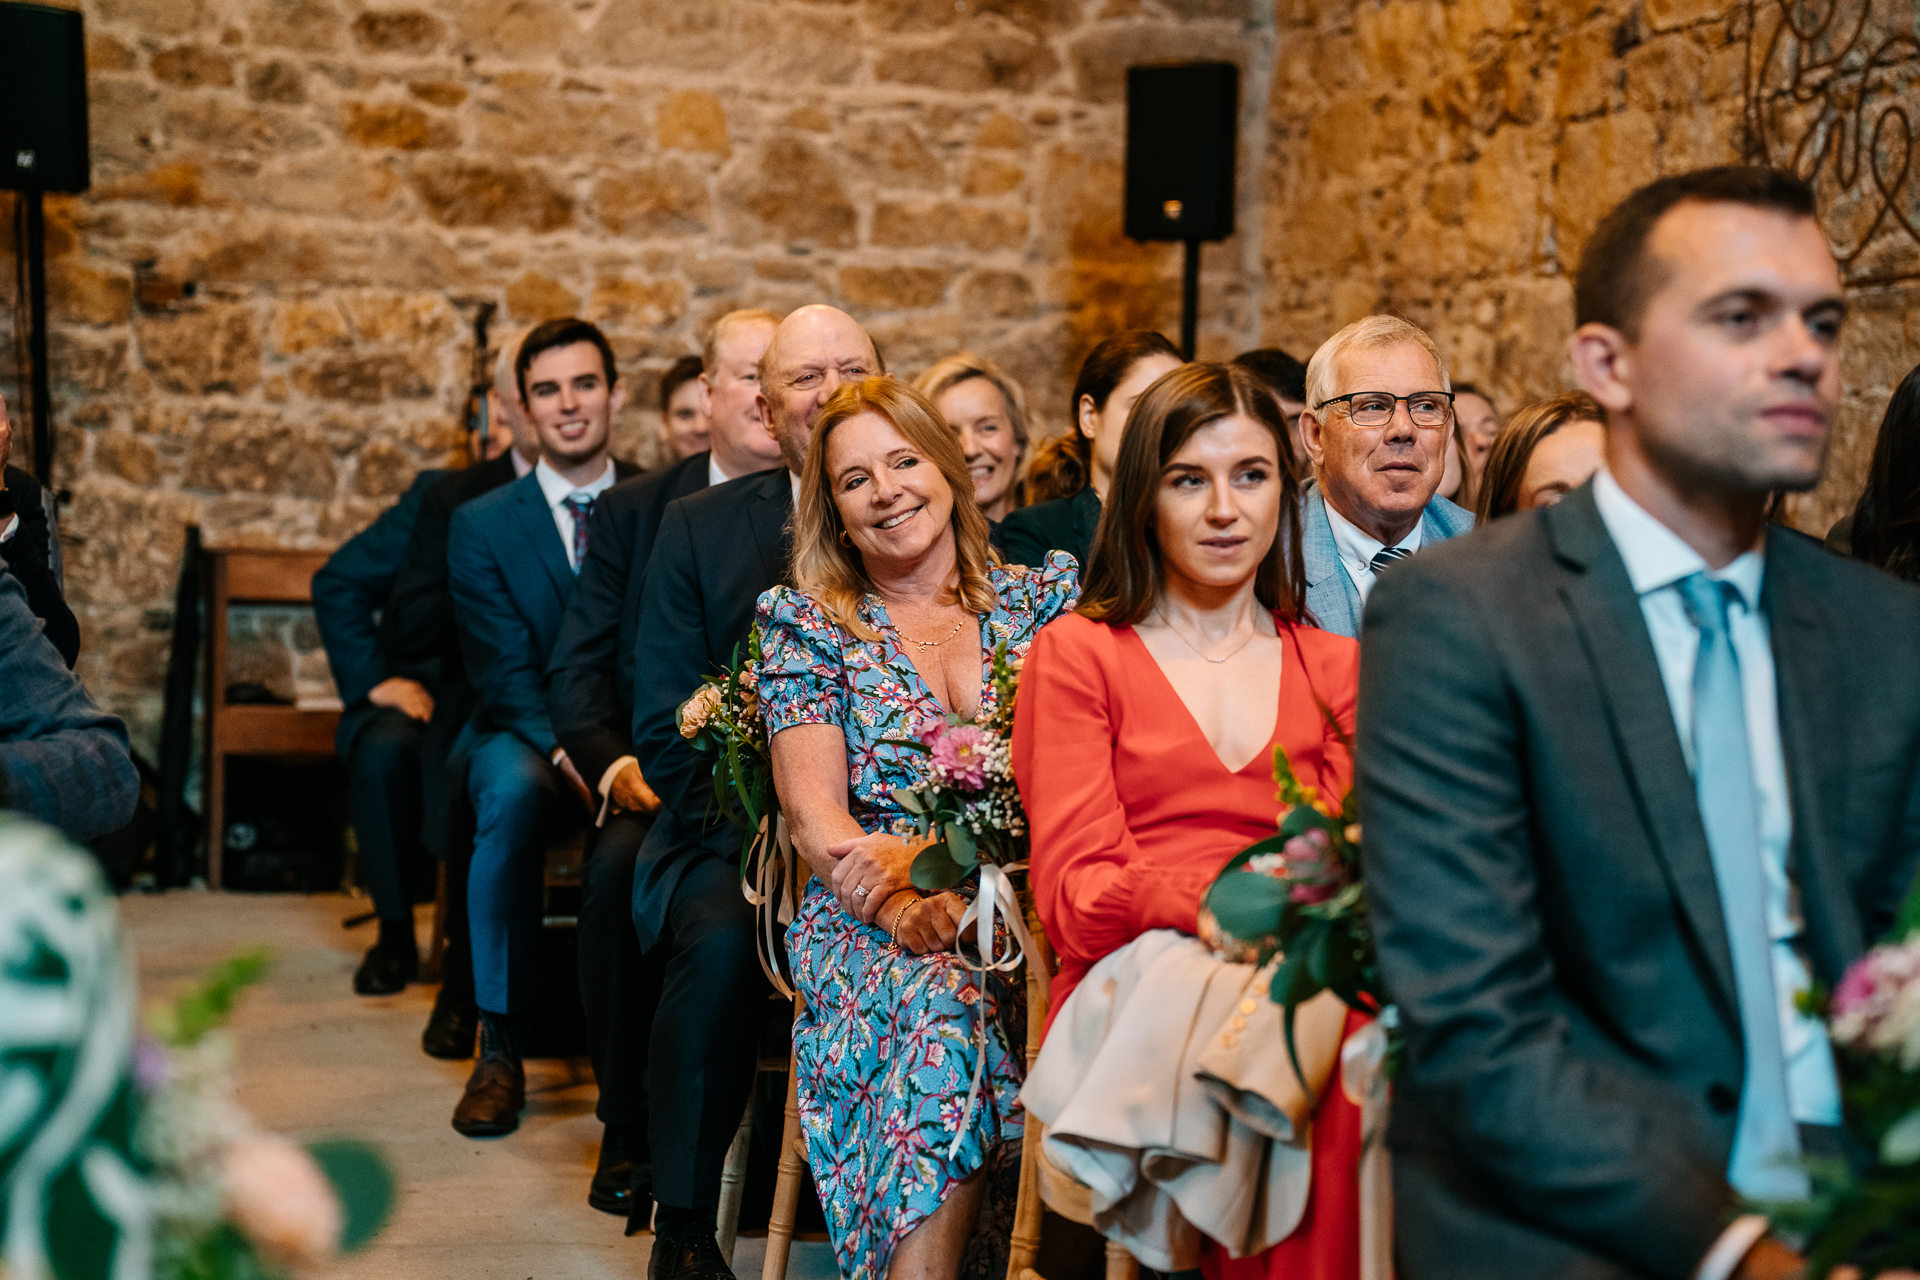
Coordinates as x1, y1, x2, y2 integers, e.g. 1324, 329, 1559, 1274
839, 528, 853, 547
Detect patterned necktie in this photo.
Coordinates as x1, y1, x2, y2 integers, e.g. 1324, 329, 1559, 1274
1676, 572, 1807, 1202
1369, 545, 1412, 574
561, 493, 594, 573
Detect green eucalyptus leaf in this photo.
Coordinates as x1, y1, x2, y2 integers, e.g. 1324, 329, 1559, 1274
307, 1138, 396, 1252
945, 823, 979, 865
1279, 807, 1336, 841
1882, 1108, 1920, 1165
892, 787, 927, 814
912, 841, 966, 891
1206, 870, 1289, 941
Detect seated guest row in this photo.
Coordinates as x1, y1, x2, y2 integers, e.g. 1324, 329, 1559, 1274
308, 163, 1920, 1280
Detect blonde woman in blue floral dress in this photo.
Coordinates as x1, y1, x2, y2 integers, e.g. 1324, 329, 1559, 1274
759, 375, 1079, 1280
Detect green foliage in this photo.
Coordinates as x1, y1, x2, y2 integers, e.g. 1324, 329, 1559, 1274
307, 1138, 396, 1252
149, 947, 271, 1046
681, 628, 779, 872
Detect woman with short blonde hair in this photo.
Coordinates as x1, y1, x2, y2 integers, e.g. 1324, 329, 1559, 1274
758, 375, 1080, 1280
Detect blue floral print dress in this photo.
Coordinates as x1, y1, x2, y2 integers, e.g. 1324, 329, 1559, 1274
756, 551, 1080, 1280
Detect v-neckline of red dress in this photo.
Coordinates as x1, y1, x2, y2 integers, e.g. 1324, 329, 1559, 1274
1118, 613, 1301, 777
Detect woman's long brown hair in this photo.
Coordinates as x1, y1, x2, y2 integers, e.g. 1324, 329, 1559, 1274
1024, 330, 1183, 506
1077, 363, 1307, 627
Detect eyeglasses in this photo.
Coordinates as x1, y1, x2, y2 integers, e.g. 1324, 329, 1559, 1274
1314, 390, 1455, 429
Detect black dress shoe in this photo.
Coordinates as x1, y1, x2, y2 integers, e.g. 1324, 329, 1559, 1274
422, 987, 478, 1060
624, 1181, 656, 1237
353, 935, 418, 996
589, 1124, 640, 1216
649, 1227, 734, 1280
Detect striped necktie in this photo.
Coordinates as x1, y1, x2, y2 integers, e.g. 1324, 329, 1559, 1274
1369, 545, 1412, 573
561, 493, 594, 573
1676, 571, 1807, 1201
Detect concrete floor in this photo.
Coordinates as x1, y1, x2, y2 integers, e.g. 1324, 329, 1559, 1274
120, 890, 840, 1280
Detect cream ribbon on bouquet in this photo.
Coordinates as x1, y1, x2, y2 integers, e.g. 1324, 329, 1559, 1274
1340, 1010, 1395, 1280
740, 811, 800, 1000
944, 860, 1049, 1159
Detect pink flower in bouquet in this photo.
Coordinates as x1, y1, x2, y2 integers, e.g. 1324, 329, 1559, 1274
1281, 828, 1346, 904
1830, 939, 1920, 1068
678, 683, 724, 739
222, 1133, 342, 1269
924, 723, 991, 790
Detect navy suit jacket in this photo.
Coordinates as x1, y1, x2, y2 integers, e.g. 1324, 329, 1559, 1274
312, 468, 449, 758
629, 465, 792, 948
547, 451, 710, 789
449, 463, 638, 758
0, 564, 137, 840
1300, 480, 1474, 638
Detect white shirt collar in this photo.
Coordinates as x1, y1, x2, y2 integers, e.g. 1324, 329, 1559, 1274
1322, 493, 1422, 573
534, 456, 617, 510
510, 449, 533, 479
708, 454, 733, 488
790, 469, 802, 506
1591, 466, 1764, 611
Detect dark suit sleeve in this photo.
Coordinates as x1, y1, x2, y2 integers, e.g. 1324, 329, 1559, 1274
3, 472, 79, 668
312, 476, 434, 707
630, 500, 714, 828
1359, 563, 1734, 1276
448, 503, 558, 758
380, 481, 462, 685
0, 569, 138, 840
548, 494, 635, 786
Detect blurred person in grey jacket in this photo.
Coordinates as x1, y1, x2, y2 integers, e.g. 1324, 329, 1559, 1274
0, 564, 137, 840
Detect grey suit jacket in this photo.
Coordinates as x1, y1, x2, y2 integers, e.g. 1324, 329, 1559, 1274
1359, 483, 1920, 1279
0, 560, 138, 841
1300, 482, 1474, 638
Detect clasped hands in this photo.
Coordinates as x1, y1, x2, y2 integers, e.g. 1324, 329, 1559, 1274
826, 830, 965, 956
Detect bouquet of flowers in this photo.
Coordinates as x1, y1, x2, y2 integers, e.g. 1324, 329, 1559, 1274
677, 626, 775, 871
1770, 883, 1920, 1276
892, 640, 1029, 893
1202, 743, 1395, 1090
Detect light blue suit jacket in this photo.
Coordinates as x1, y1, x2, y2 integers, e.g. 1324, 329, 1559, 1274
1301, 482, 1475, 639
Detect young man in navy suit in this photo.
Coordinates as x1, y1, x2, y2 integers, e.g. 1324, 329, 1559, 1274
445, 317, 638, 1136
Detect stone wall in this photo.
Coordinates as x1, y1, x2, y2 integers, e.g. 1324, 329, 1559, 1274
5, 0, 1919, 755
0, 0, 1278, 756
1258, 0, 1920, 536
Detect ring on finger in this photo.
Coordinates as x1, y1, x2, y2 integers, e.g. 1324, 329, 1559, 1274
854, 884, 870, 898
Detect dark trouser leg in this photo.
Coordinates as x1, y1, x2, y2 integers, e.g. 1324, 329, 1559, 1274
647, 853, 770, 1215
581, 814, 661, 1131
466, 731, 562, 1018
345, 707, 429, 923
439, 814, 475, 1003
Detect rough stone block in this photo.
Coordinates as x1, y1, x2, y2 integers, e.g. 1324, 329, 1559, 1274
1624, 32, 1709, 111
150, 45, 235, 89
880, 27, 1062, 95
244, 0, 345, 52
271, 300, 350, 355
352, 9, 445, 53
52, 264, 133, 327
1644, 0, 1732, 31
408, 80, 467, 108
343, 101, 453, 150
411, 160, 573, 233
94, 432, 164, 487
976, 111, 1029, 150
868, 0, 1086, 34
246, 60, 307, 104
352, 441, 419, 497
507, 271, 581, 321
1550, 109, 1659, 262
137, 306, 263, 395
839, 265, 954, 311
718, 136, 858, 249
658, 90, 732, 157
292, 352, 437, 403
958, 269, 1038, 317
964, 156, 1025, 197
186, 417, 337, 500
593, 162, 712, 238
588, 277, 689, 330
1555, 24, 1625, 119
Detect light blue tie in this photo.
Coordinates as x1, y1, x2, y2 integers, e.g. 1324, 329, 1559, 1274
1676, 572, 1807, 1203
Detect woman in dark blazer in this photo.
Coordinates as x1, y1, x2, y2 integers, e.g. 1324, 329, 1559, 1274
997, 331, 1182, 570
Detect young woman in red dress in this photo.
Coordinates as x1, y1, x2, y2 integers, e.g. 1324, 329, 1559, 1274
1012, 361, 1366, 1280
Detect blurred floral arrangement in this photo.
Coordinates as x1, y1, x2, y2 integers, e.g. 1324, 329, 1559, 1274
0, 815, 391, 1280
1202, 742, 1396, 1090
140, 950, 394, 1279
678, 626, 775, 872
1770, 882, 1920, 1276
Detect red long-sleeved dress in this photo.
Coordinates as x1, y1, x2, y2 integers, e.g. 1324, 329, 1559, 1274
1012, 609, 1366, 1280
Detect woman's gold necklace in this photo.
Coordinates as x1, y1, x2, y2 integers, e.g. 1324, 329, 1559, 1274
1156, 609, 1256, 665
887, 609, 970, 650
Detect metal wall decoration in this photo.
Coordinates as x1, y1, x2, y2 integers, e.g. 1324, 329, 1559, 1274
1745, 0, 1920, 286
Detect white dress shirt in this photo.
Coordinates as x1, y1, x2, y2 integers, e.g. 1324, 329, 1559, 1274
1323, 499, 1422, 605
1592, 468, 1841, 1278
533, 457, 617, 573
511, 448, 533, 479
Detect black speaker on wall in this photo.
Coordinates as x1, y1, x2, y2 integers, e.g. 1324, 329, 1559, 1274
0, 2, 91, 194
1124, 61, 1238, 244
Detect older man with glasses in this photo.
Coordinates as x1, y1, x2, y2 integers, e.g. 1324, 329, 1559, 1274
1297, 315, 1476, 637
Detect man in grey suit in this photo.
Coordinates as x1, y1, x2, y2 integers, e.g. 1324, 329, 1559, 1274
1363, 166, 1920, 1280
1296, 315, 1475, 637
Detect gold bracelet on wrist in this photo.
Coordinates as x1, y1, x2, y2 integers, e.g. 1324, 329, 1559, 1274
889, 896, 916, 946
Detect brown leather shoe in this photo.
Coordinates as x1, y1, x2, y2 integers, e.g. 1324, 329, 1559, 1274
451, 1052, 524, 1137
